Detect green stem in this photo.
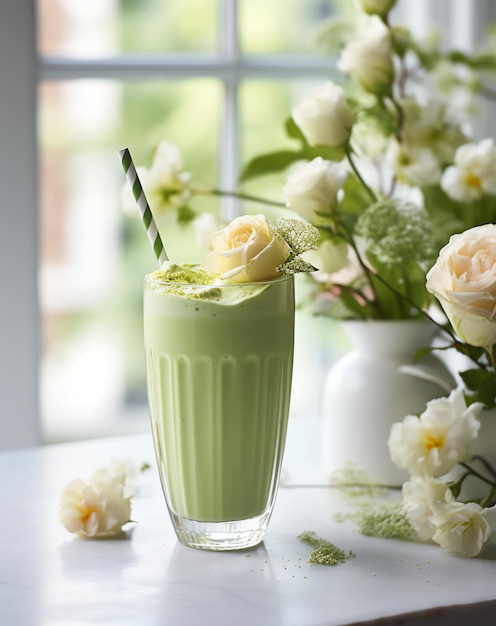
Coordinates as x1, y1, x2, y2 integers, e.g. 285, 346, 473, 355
332, 282, 376, 308
335, 220, 384, 317
344, 147, 377, 204
459, 462, 496, 488
480, 485, 496, 508
389, 94, 405, 142
193, 186, 285, 208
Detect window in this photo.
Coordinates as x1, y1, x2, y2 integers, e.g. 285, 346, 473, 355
0, 0, 493, 449
36, 0, 347, 444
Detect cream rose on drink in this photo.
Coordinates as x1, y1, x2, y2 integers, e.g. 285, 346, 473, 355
201, 214, 291, 282
426, 224, 496, 348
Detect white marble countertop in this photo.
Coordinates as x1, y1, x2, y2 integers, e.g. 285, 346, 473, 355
1, 416, 496, 626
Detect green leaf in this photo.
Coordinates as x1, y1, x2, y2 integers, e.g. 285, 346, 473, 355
339, 175, 371, 215
331, 288, 369, 320
239, 150, 306, 182
176, 206, 197, 223
447, 50, 496, 71
304, 145, 345, 162
460, 369, 496, 408
285, 116, 346, 160
285, 116, 306, 142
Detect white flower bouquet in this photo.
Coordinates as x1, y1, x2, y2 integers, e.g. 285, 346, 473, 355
124, 0, 496, 322
384, 223, 496, 558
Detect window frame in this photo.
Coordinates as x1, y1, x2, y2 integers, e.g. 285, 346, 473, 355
1, 0, 491, 449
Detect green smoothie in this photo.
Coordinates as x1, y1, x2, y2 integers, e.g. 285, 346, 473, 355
144, 265, 294, 526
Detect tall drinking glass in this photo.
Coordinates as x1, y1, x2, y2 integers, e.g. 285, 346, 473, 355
143, 271, 295, 550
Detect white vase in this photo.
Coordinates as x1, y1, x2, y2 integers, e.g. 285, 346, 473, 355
322, 319, 456, 487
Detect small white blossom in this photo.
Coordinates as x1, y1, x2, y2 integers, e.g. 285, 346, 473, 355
387, 141, 441, 187
400, 99, 467, 164
430, 501, 496, 557
59, 468, 132, 539
402, 476, 454, 541
121, 141, 191, 215
194, 212, 226, 250
441, 139, 496, 202
388, 387, 481, 478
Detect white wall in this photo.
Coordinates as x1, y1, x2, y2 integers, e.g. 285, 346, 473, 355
0, 0, 39, 449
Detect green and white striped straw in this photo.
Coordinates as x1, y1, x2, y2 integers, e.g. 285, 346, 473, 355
118, 147, 169, 267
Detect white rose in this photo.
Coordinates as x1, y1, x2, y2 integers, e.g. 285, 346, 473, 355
430, 501, 496, 557
388, 387, 481, 477
201, 214, 291, 282
337, 17, 394, 94
292, 82, 353, 147
59, 469, 132, 538
426, 224, 496, 347
283, 157, 348, 222
401, 476, 454, 541
441, 139, 496, 202
356, 0, 397, 17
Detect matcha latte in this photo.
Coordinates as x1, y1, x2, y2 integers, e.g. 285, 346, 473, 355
142, 214, 318, 550
144, 264, 294, 550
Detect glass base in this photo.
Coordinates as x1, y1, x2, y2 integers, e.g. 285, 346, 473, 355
170, 510, 271, 551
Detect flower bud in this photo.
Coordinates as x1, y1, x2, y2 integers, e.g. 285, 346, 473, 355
292, 82, 353, 147
337, 17, 394, 95
356, 0, 397, 18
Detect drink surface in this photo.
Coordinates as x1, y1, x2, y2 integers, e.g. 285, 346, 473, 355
144, 266, 295, 523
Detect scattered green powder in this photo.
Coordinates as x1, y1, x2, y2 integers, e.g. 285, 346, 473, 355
329, 465, 416, 541
330, 464, 389, 497
354, 503, 416, 541
298, 531, 355, 566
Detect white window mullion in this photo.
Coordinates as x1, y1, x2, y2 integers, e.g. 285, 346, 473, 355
219, 0, 241, 220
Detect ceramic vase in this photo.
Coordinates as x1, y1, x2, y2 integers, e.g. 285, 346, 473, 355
322, 319, 456, 487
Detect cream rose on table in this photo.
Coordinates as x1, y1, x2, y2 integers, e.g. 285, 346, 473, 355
388, 387, 481, 478
201, 214, 291, 282
292, 81, 353, 148
430, 501, 496, 558
401, 476, 454, 542
426, 223, 496, 348
59, 467, 133, 539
